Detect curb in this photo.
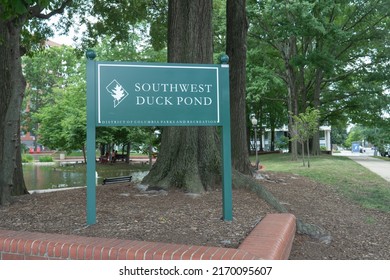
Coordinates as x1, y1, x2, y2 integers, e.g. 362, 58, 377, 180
0, 213, 296, 260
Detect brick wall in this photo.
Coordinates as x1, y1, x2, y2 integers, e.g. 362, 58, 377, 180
0, 213, 295, 260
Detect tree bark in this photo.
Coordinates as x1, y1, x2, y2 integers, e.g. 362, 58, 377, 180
311, 68, 324, 155
232, 164, 331, 241
270, 126, 275, 151
133, 2, 328, 240
0, 16, 28, 205
306, 140, 311, 168
226, 0, 252, 175
281, 37, 299, 160
126, 142, 130, 163
141, 0, 221, 192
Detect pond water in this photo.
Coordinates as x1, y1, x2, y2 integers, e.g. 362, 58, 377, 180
23, 163, 149, 191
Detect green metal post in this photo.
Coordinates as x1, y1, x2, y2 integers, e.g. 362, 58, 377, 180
220, 55, 233, 221
86, 50, 97, 225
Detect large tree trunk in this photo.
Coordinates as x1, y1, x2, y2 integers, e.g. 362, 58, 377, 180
270, 126, 275, 151
226, 0, 252, 175
311, 68, 324, 155
281, 37, 299, 160
141, 0, 220, 192
12, 116, 28, 196
0, 17, 28, 205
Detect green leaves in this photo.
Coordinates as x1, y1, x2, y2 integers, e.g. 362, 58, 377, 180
290, 107, 320, 166
247, 0, 389, 139
0, 0, 51, 18
291, 107, 320, 144
0, 0, 29, 16
35, 83, 87, 152
23, 45, 86, 151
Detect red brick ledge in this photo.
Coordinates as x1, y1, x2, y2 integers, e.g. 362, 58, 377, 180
238, 213, 296, 260
0, 213, 295, 260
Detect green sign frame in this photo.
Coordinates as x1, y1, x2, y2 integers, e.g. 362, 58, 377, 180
86, 53, 232, 225
96, 63, 222, 126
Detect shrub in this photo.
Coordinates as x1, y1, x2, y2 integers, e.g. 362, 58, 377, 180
39, 156, 53, 162
22, 154, 34, 163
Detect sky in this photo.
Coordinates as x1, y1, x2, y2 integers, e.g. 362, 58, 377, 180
50, 34, 74, 46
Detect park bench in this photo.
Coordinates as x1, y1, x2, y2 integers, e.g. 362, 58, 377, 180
59, 161, 80, 167
98, 156, 109, 163
102, 175, 132, 185
115, 154, 128, 161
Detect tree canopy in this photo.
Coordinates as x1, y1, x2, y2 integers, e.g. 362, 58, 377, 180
247, 0, 390, 157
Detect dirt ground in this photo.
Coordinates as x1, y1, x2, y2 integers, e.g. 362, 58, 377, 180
0, 171, 389, 260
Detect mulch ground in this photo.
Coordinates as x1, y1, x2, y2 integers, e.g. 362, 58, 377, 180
0, 171, 389, 259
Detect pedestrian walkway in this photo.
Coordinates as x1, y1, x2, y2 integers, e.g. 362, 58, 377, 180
349, 156, 390, 182
334, 150, 390, 182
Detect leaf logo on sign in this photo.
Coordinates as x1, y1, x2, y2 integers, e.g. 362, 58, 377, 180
106, 80, 129, 108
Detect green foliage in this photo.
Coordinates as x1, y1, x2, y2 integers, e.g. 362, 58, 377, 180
246, 40, 288, 134
213, 0, 226, 55
344, 126, 364, 148
25, 32, 169, 154
0, 0, 81, 55
38, 156, 53, 162
331, 126, 348, 146
275, 135, 289, 151
35, 83, 86, 152
290, 107, 320, 166
148, 0, 168, 51
83, 0, 159, 50
0, 0, 49, 18
26, 45, 160, 153
247, 0, 390, 131
291, 107, 320, 142
22, 45, 81, 131
345, 123, 390, 154
23, 45, 86, 153
22, 154, 34, 163
257, 153, 390, 212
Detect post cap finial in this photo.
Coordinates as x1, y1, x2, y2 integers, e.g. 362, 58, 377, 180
219, 54, 229, 64
86, 49, 96, 60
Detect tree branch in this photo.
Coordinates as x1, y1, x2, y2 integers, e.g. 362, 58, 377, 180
29, 0, 73, 19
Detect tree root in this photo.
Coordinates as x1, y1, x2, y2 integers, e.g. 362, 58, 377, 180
296, 219, 332, 245
232, 170, 332, 244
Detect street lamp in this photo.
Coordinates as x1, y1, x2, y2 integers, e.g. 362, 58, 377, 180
250, 115, 259, 170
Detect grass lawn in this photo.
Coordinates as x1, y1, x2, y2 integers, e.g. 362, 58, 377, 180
374, 156, 390, 161
252, 153, 390, 212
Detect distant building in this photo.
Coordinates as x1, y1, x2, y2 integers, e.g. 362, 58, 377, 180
45, 40, 63, 47
252, 125, 332, 152
21, 131, 35, 149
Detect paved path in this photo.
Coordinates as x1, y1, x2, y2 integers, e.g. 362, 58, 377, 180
349, 156, 390, 182
334, 151, 390, 182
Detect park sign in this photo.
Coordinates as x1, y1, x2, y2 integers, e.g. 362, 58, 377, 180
86, 50, 232, 225
96, 63, 223, 126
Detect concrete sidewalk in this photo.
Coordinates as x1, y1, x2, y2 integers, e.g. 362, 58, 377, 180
348, 156, 390, 183
335, 151, 390, 182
